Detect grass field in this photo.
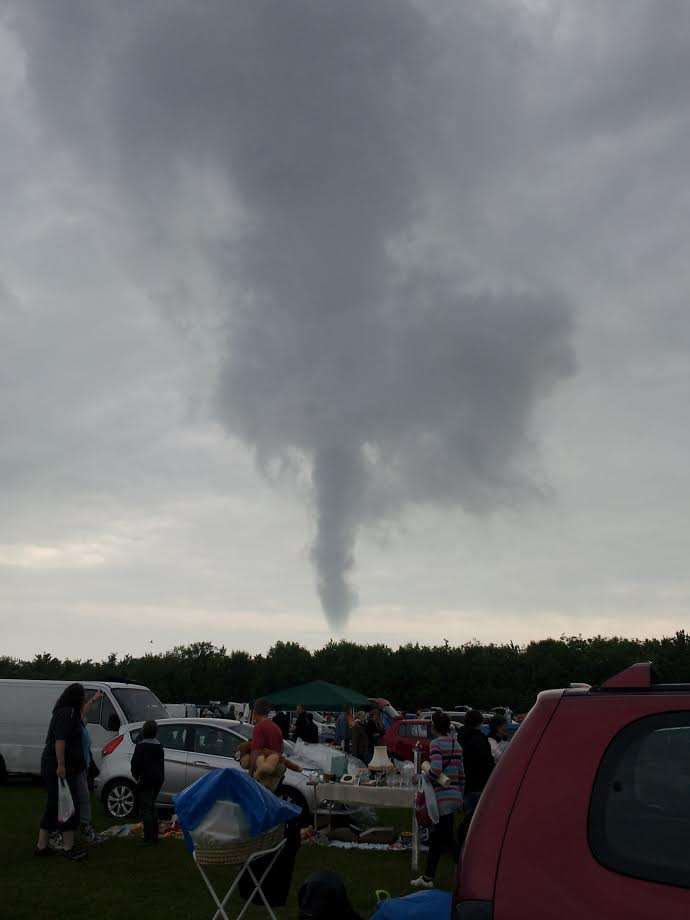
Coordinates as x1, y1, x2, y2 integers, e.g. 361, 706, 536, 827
1, 781, 456, 919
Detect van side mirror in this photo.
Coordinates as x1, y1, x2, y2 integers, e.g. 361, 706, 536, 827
107, 714, 121, 732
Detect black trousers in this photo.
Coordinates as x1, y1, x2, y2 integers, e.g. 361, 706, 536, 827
138, 784, 161, 842
425, 812, 460, 879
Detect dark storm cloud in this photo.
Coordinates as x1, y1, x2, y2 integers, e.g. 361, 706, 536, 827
8, 1, 574, 625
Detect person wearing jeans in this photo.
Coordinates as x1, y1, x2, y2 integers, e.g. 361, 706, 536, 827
35, 683, 88, 861
131, 719, 164, 844
78, 691, 105, 845
411, 710, 464, 889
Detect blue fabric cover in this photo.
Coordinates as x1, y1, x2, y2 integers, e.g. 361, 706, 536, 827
370, 890, 452, 919
173, 767, 301, 852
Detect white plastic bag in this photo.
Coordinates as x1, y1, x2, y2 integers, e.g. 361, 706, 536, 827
422, 774, 439, 825
292, 739, 366, 775
190, 799, 250, 849
57, 778, 75, 824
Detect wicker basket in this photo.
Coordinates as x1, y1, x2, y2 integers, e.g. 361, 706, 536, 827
194, 825, 284, 866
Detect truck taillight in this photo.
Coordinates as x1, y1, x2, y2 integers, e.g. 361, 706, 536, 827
102, 735, 123, 757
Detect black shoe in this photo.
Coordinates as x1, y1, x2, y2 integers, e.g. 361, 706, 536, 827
63, 847, 87, 861
34, 846, 52, 858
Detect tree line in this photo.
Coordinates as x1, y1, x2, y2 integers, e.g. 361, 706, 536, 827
2, 632, 689, 713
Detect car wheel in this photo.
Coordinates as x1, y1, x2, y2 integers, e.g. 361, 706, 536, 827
103, 779, 137, 820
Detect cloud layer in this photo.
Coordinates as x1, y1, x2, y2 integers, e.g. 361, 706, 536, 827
3, 2, 690, 648
6, 1, 575, 625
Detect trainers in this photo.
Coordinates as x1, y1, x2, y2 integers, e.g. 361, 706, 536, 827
63, 847, 87, 862
410, 875, 434, 889
34, 846, 52, 858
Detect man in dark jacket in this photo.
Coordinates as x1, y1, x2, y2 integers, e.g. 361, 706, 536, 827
131, 720, 165, 844
457, 709, 494, 846
304, 712, 319, 744
293, 704, 309, 742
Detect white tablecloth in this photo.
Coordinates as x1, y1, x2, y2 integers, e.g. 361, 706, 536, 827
311, 782, 419, 870
313, 783, 415, 808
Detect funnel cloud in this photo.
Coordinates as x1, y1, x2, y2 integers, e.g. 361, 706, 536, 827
9, 0, 574, 626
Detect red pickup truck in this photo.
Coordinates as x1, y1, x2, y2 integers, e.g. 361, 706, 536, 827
454, 662, 690, 919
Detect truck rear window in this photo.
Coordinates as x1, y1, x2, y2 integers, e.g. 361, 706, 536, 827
589, 710, 690, 889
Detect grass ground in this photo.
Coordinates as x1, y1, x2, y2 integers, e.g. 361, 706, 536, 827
1, 781, 456, 919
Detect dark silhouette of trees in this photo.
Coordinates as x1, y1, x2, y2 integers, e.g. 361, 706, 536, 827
2, 632, 689, 712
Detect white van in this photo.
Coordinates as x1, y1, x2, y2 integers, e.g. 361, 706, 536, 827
0, 679, 168, 779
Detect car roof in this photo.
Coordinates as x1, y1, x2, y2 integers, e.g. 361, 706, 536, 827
124, 717, 248, 730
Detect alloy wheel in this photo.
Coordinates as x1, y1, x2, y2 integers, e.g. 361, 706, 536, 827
106, 782, 136, 819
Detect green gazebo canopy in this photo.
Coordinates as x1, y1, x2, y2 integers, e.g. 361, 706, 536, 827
264, 679, 370, 712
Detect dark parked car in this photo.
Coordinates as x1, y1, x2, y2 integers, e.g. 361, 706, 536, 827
454, 662, 690, 919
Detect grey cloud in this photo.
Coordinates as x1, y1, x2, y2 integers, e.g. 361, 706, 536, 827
8, 1, 575, 626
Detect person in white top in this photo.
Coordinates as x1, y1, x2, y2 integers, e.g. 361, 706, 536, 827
487, 716, 509, 763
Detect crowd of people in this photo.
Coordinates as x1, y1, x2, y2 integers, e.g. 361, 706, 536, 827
273, 704, 387, 764
35, 683, 507, 897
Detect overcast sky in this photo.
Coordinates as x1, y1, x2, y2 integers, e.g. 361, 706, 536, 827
2, 1, 690, 660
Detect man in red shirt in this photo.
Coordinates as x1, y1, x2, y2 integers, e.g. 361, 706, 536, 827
250, 698, 284, 765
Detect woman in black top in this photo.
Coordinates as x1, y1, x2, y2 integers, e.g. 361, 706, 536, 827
35, 683, 87, 860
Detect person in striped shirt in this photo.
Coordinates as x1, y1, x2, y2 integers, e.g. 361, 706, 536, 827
411, 710, 465, 889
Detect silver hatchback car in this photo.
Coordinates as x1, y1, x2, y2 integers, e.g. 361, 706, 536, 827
95, 717, 356, 821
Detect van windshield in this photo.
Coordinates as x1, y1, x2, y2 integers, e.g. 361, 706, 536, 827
112, 688, 168, 723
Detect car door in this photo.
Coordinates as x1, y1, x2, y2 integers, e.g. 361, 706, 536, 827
395, 723, 413, 760
185, 724, 243, 787
155, 723, 192, 803
84, 689, 122, 765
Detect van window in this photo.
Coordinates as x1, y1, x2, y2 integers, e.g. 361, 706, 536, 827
84, 691, 102, 725
100, 695, 120, 732
112, 688, 167, 723
589, 710, 690, 889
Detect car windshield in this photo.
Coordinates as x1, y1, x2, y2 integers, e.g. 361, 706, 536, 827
112, 688, 168, 723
